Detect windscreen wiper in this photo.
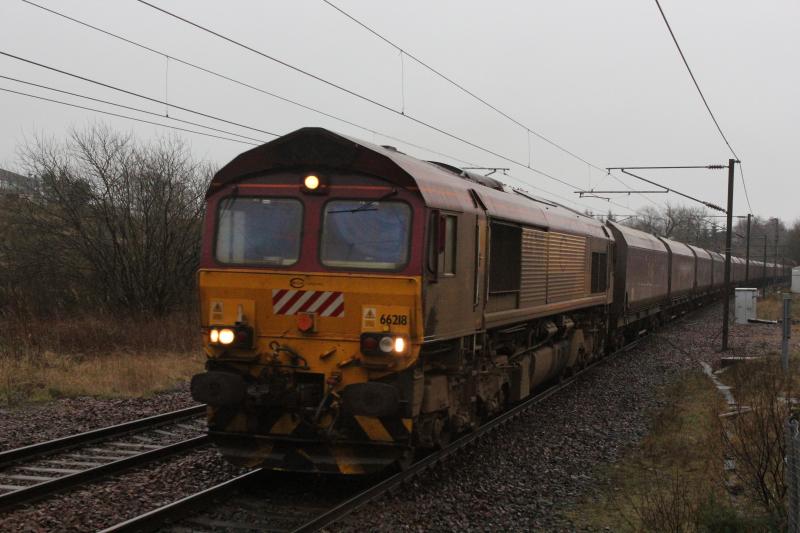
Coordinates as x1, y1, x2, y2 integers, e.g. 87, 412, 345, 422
327, 188, 398, 214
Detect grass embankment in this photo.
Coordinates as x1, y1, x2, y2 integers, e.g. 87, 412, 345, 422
569, 293, 797, 531
570, 366, 787, 531
750, 291, 800, 362
757, 290, 800, 322
567, 371, 736, 531
0, 312, 204, 405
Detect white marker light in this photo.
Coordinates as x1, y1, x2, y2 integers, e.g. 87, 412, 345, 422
304, 175, 320, 190
379, 336, 394, 353
209, 329, 220, 343
393, 337, 406, 353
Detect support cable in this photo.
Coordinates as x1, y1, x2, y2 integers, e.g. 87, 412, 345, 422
15, 0, 637, 215
17, 0, 474, 168
0, 51, 280, 139
320, 0, 665, 209
653, 0, 753, 214
131, 0, 642, 210
0, 86, 257, 145
0, 74, 266, 143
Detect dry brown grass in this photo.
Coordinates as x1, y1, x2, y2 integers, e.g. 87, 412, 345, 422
0, 351, 204, 405
0, 310, 204, 405
756, 291, 800, 321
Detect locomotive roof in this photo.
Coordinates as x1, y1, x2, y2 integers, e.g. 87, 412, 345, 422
210, 127, 610, 240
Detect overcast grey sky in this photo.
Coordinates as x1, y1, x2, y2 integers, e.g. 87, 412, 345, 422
1, 0, 797, 221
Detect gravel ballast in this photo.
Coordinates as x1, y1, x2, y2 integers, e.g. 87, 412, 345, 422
332, 302, 781, 531
0, 448, 247, 532
0, 383, 196, 451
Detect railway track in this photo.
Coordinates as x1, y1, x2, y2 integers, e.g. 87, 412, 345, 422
0, 404, 208, 511
100, 469, 353, 533
101, 337, 646, 533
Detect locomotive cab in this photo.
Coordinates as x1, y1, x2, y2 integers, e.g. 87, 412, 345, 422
192, 130, 430, 473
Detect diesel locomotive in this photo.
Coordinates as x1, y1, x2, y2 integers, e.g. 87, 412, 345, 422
190, 127, 788, 474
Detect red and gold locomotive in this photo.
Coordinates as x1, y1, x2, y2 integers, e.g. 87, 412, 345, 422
190, 127, 786, 474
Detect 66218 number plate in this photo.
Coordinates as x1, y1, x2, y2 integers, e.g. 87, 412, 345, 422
362, 305, 410, 333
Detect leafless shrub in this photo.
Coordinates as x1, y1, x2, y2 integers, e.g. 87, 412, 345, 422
623, 467, 700, 532
0, 124, 213, 316
719, 360, 791, 527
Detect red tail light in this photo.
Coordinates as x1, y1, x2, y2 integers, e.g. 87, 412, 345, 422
361, 335, 379, 352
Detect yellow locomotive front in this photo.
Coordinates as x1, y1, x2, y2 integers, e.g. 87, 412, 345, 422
191, 132, 427, 474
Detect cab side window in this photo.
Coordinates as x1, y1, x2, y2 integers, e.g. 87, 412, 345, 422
427, 212, 458, 277
443, 215, 457, 275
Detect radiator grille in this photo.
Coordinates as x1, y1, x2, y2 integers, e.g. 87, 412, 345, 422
520, 228, 547, 307
547, 232, 587, 303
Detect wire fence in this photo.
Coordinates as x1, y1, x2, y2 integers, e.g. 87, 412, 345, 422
787, 417, 800, 532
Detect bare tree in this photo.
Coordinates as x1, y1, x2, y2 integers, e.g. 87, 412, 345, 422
0, 124, 213, 315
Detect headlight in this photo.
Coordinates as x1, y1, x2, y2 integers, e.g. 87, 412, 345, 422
393, 337, 406, 353
208, 325, 253, 348
218, 328, 236, 345
304, 175, 320, 190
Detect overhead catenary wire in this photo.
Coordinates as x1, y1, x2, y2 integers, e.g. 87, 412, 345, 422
131, 0, 643, 214
652, 0, 753, 214
0, 86, 257, 145
0, 50, 280, 140
19, 0, 620, 214
20, 0, 479, 170
0, 74, 267, 144
320, 0, 667, 211
0, 71, 603, 215
12, 2, 639, 217
0, 73, 605, 213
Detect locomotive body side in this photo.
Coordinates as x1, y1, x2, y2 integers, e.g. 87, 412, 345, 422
414, 169, 614, 444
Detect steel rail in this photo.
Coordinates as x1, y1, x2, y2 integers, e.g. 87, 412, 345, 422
0, 435, 210, 511
99, 469, 264, 533
0, 404, 206, 468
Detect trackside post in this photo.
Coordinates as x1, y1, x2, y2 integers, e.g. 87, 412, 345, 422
783, 292, 792, 371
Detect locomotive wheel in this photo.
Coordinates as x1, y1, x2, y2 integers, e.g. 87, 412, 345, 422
395, 447, 415, 471
433, 415, 452, 449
